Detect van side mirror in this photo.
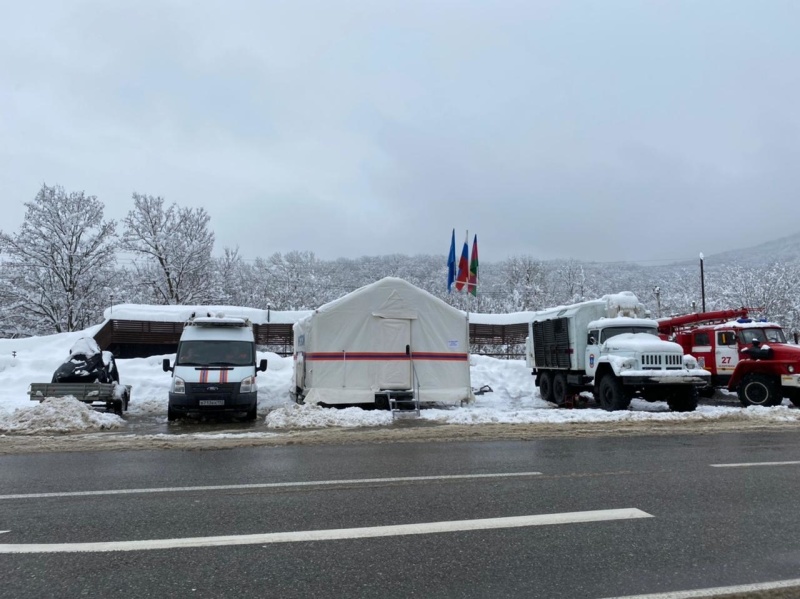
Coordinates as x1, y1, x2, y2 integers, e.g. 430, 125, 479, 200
259, 359, 268, 372
162, 358, 172, 373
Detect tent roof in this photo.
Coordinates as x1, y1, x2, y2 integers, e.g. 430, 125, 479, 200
304, 277, 464, 321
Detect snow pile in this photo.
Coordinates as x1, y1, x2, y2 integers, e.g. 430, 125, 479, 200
0, 397, 124, 434
266, 403, 393, 429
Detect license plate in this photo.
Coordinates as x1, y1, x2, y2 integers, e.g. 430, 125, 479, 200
199, 399, 225, 406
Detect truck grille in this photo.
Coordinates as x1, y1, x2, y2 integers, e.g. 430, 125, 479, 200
641, 354, 683, 370
186, 383, 238, 398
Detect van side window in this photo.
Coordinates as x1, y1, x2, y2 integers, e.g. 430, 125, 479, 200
694, 332, 710, 346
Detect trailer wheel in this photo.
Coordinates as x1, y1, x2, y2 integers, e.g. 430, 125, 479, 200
667, 388, 698, 412
539, 372, 555, 403
598, 376, 630, 411
552, 373, 568, 406
738, 374, 781, 407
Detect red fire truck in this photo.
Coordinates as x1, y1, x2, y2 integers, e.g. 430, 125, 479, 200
657, 310, 800, 408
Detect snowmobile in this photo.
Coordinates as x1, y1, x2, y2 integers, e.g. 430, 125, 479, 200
51, 337, 120, 384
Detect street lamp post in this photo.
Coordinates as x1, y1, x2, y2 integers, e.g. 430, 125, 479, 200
699, 252, 706, 313
653, 286, 661, 318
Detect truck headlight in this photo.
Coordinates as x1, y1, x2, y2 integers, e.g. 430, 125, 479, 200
684, 355, 698, 369
620, 358, 636, 371
788, 365, 795, 374
172, 376, 185, 394
240, 376, 257, 393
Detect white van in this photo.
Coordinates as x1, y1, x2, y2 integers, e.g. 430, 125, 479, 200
163, 316, 267, 421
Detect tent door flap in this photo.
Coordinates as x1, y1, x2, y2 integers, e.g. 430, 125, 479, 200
376, 318, 411, 389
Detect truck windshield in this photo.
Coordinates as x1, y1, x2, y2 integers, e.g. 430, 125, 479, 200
738, 328, 786, 345
176, 341, 254, 366
601, 327, 658, 342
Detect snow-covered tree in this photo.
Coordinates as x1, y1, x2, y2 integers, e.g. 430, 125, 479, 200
0, 184, 117, 333
121, 193, 214, 304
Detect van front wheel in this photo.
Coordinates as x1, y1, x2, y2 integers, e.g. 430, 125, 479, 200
245, 403, 258, 421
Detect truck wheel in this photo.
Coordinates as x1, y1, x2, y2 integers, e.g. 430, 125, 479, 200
667, 388, 698, 412
738, 374, 781, 407
598, 376, 630, 411
114, 399, 125, 416
539, 372, 555, 403
788, 391, 800, 408
552, 373, 568, 406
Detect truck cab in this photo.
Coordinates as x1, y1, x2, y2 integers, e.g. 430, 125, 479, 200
162, 316, 267, 421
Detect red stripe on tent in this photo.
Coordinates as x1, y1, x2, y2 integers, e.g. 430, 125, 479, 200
409, 353, 469, 361
305, 352, 468, 362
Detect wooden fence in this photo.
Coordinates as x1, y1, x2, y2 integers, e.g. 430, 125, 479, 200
94, 319, 529, 359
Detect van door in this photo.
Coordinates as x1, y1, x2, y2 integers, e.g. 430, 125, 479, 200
376, 318, 412, 389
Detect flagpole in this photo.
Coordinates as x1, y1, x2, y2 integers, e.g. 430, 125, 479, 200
465, 230, 471, 352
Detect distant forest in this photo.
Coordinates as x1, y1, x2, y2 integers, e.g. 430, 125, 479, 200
2, 184, 798, 337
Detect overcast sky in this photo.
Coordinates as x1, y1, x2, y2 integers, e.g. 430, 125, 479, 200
2, 1, 798, 265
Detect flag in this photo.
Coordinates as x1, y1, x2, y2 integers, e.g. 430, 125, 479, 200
447, 229, 456, 293
468, 234, 478, 296
455, 232, 469, 291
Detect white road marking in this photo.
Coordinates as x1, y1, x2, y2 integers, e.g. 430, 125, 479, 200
0, 508, 651, 554
710, 460, 800, 468
0, 471, 542, 501
0, 531, 9, 534
602, 577, 800, 598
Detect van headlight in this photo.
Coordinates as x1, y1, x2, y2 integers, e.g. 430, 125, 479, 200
172, 376, 185, 394
240, 376, 257, 393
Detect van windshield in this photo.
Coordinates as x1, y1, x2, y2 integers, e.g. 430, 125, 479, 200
176, 341, 254, 366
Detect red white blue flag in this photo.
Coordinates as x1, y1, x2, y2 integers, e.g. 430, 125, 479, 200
455, 232, 469, 291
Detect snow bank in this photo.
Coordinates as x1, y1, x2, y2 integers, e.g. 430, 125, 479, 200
0, 397, 124, 434
266, 403, 393, 429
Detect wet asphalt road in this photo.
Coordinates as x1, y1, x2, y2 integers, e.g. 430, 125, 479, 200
2, 429, 800, 598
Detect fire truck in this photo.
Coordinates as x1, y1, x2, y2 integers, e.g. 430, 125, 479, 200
657, 310, 800, 408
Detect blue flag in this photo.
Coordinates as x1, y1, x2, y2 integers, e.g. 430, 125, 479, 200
447, 229, 456, 293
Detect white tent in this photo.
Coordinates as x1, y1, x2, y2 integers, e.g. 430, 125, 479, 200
292, 277, 473, 406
